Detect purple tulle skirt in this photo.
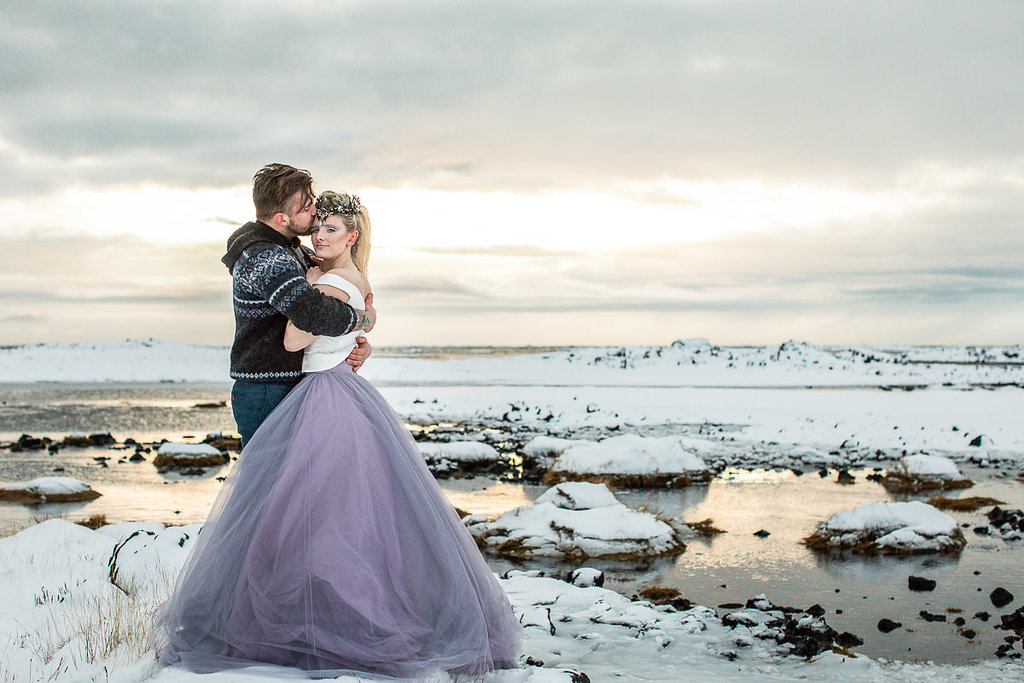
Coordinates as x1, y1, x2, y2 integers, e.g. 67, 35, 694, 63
153, 364, 521, 679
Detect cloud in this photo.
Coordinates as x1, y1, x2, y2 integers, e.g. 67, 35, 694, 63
1, 1, 1022, 197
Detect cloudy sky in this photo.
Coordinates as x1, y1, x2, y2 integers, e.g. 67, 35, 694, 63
1, 0, 1021, 347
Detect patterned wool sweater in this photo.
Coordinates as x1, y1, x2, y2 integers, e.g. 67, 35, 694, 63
222, 221, 359, 383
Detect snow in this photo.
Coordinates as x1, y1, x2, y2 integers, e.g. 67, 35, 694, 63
467, 482, 683, 558
418, 441, 500, 463
892, 454, 965, 480
551, 434, 707, 476
155, 443, 222, 457
522, 436, 593, 458
0, 520, 1021, 681
813, 501, 965, 553
2, 338, 1023, 388
1, 476, 92, 495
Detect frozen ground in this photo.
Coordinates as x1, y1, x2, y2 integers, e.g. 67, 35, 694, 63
2, 519, 1023, 682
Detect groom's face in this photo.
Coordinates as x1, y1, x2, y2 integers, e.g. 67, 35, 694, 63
282, 190, 317, 237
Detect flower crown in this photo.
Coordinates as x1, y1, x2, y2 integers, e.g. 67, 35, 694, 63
316, 191, 361, 220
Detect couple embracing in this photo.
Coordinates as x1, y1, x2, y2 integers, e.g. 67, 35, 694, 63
153, 164, 522, 678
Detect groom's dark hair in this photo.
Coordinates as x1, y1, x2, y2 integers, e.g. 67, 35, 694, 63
252, 163, 314, 221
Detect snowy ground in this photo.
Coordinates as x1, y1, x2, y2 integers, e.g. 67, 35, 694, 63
2, 519, 1023, 683
1, 339, 1023, 680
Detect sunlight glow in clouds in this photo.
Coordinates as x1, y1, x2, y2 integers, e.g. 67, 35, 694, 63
4, 180, 934, 250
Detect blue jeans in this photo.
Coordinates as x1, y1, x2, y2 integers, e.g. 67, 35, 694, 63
231, 380, 298, 448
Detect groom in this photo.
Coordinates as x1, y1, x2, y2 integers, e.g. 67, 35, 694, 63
222, 163, 375, 446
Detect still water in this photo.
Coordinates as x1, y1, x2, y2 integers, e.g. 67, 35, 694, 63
1, 383, 1023, 664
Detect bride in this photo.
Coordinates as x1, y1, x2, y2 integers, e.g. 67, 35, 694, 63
153, 191, 521, 678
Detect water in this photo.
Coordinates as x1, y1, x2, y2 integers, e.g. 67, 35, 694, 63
1, 383, 1023, 664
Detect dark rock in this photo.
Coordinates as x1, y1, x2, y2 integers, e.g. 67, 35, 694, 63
974, 526, 991, 535
670, 597, 693, 611
128, 453, 146, 462
961, 629, 977, 639
908, 576, 937, 592
969, 435, 984, 447
991, 587, 1015, 609
919, 610, 947, 623
789, 636, 821, 658
524, 656, 544, 667
753, 529, 771, 538
998, 606, 1024, 631
88, 431, 116, 446
953, 617, 966, 626
975, 611, 991, 621
866, 473, 885, 483
836, 469, 855, 484
877, 619, 902, 633
717, 602, 744, 609
818, 469, 829, 478
995, 643, 1021, 659
804, 604, 826, 617
834, 631, 863, 648
15, 434, 47, 450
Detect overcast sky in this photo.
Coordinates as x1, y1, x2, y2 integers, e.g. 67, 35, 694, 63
1, 0, 1022, 347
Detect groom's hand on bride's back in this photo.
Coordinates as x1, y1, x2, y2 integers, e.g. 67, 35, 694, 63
346, 337, 372, 372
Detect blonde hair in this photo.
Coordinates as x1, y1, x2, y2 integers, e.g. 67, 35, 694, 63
316, 191, 372, 273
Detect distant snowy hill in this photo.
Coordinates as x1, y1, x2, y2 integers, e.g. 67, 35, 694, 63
0, 338, 1021, 386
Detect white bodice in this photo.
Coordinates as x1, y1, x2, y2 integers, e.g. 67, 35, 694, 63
301, 273, 367, 373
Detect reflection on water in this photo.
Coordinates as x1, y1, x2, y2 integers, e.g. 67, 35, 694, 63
2, 383, 1023, 664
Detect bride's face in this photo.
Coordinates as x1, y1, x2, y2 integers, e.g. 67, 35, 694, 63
310, 216, 354, 259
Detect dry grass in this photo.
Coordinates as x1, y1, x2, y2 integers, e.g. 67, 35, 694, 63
75, 514, 109, 530
880, 474, 973, 493
26, 565, 174, 677
926, 495, 1004, 512
543, 470, 713, 489
0, 489, 102, 504
686, 518, 726, 537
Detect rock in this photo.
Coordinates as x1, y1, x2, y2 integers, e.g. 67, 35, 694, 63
919, 610, 946, 622
88, 431, 116, 446
998, 607, 1024, 630
836, 469, 855, 484
961, 629, 977, 639
975, 611, 991, 621
834, 631, 864, 648
753, 529, 771, 538
991, 587, 1015, 609
128, 452, 146, 462
877, 618, 902, 633
908, 575, 937, 592
570, 567, 604, 588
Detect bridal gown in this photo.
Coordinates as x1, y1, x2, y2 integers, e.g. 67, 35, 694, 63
153, 273, 521, 678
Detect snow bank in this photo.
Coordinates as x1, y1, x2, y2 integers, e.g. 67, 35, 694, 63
547, 434, 711, 488
418, 441, 500, 463
466, 482, 685, 558
806, 501, 966, 554
521, 436, 594, 468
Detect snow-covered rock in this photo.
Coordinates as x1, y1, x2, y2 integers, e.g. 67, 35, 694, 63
0, 476, 102, 503
417, 440, 503, 476
153, 442, 228, 468
466, 482, 685, 558
805, 501, 966, 554
521, 435, 594, 468
882, 454, 972, 491
547, 434, 711, 488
